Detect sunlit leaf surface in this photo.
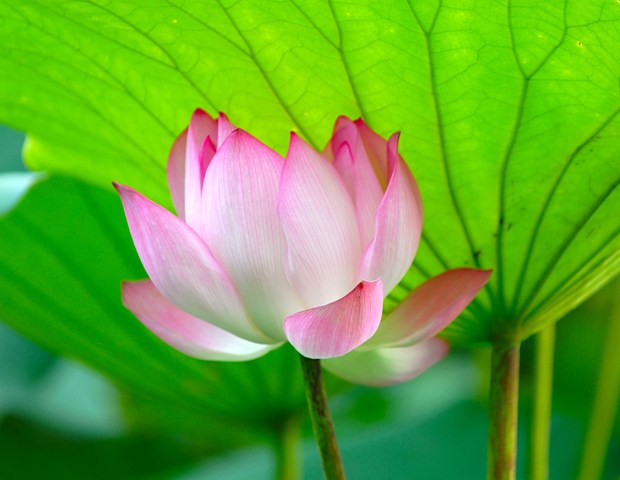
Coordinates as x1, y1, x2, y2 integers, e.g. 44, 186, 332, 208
0, 1, 618, 346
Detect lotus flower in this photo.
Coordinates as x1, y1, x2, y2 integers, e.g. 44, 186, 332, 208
115, 110, 490, 386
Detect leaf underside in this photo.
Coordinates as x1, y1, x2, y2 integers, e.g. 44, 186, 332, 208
0, 0, 618, 350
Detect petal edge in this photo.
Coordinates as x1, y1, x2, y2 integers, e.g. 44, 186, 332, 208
323, 338, 449, 387
123, 280, 277, 361
367, 268, 492, 349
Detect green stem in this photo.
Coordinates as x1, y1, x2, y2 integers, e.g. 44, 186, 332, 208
577, 302, 620, 480
488, 339, 521, 480
274, 414, 302, 480
529, 323, 556, 480
299, 354, 346, 480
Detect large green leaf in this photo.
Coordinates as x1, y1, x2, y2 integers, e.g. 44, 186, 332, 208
0, 175, 307, 439
0, 0, 618, 344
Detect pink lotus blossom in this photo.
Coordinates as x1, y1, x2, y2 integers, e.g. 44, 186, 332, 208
115, 110, 490, 386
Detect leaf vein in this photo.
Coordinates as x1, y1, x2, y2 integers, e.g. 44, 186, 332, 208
214, 0, 320, 149
517, 174, 620, 317
84, 0, 218, 112
403, 0, 489, 284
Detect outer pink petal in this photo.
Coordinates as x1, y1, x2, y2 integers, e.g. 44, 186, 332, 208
278, 134, 362, 308
323, 338, 449, 387
331, 119, 384, 250
201, 130, 302, 340
366, 268, 492, 349
123, 280, 277, 361
359, 134, 423, 294
284, 279, 383, 359
114, 183, 272, 344
166, 129, 187, 219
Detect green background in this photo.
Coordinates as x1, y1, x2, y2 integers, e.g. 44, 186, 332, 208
0, 0, 619, 478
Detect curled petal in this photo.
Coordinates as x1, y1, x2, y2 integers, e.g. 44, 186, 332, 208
284, 279, 383, 359
278, 134, 362, 307
353, 118, 389, 187
359, 134, 423, 294
202, 130, 302, 340
366, 268, 492, 349
329, 118, 389, 183
216, 112, 236, 148
323, 338, 449, 387
186, 109, 218, 166
114, 183, 272, 344
183, 109, 218, 229
123, 280, 276, 361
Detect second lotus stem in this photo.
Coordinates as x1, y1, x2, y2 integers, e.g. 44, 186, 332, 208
529, 323, 556, 480
274, 413, 302, 480
577, 291, 620, 480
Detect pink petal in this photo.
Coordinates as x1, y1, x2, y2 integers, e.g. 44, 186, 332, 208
166, 129, 188, 219
201, 130, 302, 340
323, 338, 449, 386
329, 117, 362, 189
284, 279, 383, 359
366, 268, 492, 349
278, 134, 362, 307
123, 280, 276, 361
331, 120, 384, 250
114, 183, 272, 344
183, 109, 218, 230
359, 133, 424, 294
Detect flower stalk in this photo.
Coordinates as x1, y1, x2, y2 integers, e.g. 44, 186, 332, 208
488, 339, 521, 480
529, 323, 555, 480
299, 354, 345, 480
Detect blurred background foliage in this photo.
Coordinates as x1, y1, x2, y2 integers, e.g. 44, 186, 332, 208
1, 124, 618, 478
0, 0, 618, 477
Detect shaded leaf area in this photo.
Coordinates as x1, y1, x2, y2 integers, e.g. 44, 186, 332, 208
0, 323, 57, 389
0, 175, 310, 440
0, 415, 198, 480
0, 0, 618, 346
